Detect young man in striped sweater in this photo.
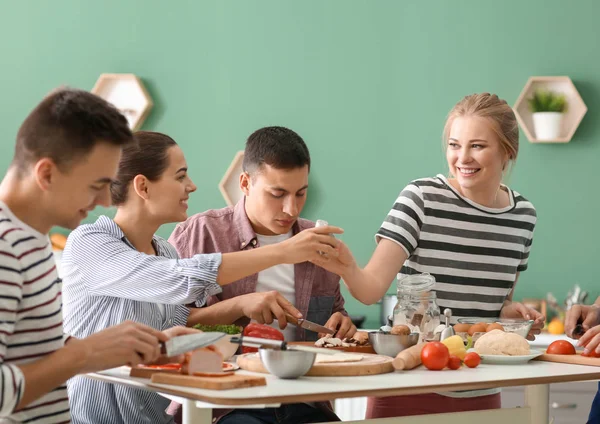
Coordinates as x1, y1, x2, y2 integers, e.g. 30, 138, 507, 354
0, 88, 185, 423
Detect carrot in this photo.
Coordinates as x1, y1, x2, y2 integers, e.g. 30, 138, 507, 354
393, 342, 427, 370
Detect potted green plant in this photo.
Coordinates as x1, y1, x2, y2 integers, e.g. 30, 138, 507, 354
528, 89, 568, 140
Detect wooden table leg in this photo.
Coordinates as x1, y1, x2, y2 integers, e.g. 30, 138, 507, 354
524, 384, 550, 424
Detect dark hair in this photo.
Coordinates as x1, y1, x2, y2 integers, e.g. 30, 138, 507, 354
242, 126, 310, 175
110, 131, 177, 205
13, 87, 133, 172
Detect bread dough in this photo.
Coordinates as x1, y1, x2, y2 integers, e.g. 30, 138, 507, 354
315, 353, 363, 363
474, 329, 530, 356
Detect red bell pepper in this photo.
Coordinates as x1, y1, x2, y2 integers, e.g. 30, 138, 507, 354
242, 323, 284, 354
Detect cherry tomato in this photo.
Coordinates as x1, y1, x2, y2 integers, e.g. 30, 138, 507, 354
463, 352, 481, 368
581, 350, 600, 358
447, 355, 461, 370
547, 340, 576, 355
421, 342, 450, 371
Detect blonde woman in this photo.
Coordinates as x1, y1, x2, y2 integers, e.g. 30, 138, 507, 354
316, 93, 545, 418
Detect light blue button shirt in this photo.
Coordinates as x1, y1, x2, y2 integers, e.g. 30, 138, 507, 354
62, 216, 222, 424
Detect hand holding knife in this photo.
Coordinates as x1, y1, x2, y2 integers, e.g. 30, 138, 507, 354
277, 312, 335, 335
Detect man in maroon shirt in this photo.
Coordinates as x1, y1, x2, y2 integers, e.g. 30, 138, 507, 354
169, 126, 354, 423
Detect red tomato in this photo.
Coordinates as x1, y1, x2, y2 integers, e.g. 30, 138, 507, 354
463, 352, 481, 368
421, 342, 450, 371
242, 324, 284, 353
447, 355, 461, 370
581, 350, 600, 358
547, 340, 576, 355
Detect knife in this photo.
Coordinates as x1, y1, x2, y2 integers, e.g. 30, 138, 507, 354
572, 317, 586, 338
229, 335, 337, 355
280, 313, 335, 335
159, 332, 226, 357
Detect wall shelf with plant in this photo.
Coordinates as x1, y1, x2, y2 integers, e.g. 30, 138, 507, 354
513, 76, 587, 143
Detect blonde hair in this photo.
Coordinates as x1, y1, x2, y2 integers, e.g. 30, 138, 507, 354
443, 93, 519, 168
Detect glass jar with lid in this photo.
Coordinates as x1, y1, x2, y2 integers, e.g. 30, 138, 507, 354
392, 272, 440, 341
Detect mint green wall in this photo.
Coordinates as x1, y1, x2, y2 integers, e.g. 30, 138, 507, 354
1, 1, 598, 329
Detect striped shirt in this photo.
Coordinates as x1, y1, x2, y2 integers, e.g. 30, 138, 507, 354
377, 175, 536, 324
0, 201, 71, 423
61, 216, 222, 424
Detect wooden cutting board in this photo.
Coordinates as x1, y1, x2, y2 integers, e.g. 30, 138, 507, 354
535, 352, 600, 367
130, 366, 180, 379
289, 341, 376, 354
151, 373, 266, 390
237, 352, 393, 376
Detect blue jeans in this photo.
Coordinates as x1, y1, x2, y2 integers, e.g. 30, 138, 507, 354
218, 403, 340, 424
588, 383, 600, 424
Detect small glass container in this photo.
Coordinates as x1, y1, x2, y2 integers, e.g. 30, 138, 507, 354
392, 273, 440, 341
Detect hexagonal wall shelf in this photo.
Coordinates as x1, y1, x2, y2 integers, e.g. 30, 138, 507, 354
91, 73, 153, 131
219, 151, 244, 206
513, 76, 587, 143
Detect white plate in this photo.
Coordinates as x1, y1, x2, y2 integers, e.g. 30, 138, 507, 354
470, 349, 543, 365
223, 362, 240, 371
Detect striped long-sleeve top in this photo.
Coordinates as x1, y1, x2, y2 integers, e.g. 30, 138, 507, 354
61, 216, 222, 424
377, 175, 536, 399
377, 175, 537, 323
0, 201, 71, 423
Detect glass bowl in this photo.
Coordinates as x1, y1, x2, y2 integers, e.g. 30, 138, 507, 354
456, 317, 533, 339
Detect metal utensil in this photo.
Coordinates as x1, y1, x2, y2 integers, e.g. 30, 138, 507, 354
276, 313, 335, 335
259, 349, 316, 379
368, 331, 419, 357
159, 332, 226, 357
440, 309, 455, 341
229, 335, 337, 355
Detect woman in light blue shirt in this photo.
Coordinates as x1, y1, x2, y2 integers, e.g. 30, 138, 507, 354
62, 131, 342, 424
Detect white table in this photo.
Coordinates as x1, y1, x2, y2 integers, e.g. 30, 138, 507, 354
332, 333, 586, 421
88, 360, 600, 424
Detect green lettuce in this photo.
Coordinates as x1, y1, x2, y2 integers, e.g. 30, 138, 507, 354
192, 323, 242, 335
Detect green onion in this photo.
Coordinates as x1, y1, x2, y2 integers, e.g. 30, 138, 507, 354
192, 324, 242, 335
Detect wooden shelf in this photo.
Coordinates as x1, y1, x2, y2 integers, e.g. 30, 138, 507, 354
513, 76, 587, 143
218, 151, 244, 206
91, 73, 153, 131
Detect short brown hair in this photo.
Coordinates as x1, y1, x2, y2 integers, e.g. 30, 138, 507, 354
13, 87, 133, 172
443, 93, 519, 163
242, 126, 310, 175
110, 131, 177, 205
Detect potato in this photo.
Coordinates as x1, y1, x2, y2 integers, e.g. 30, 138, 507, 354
486, 323, 504, 332
468, 323, 487, 336
391, 325, 411, 336
453, 323, 471, 333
